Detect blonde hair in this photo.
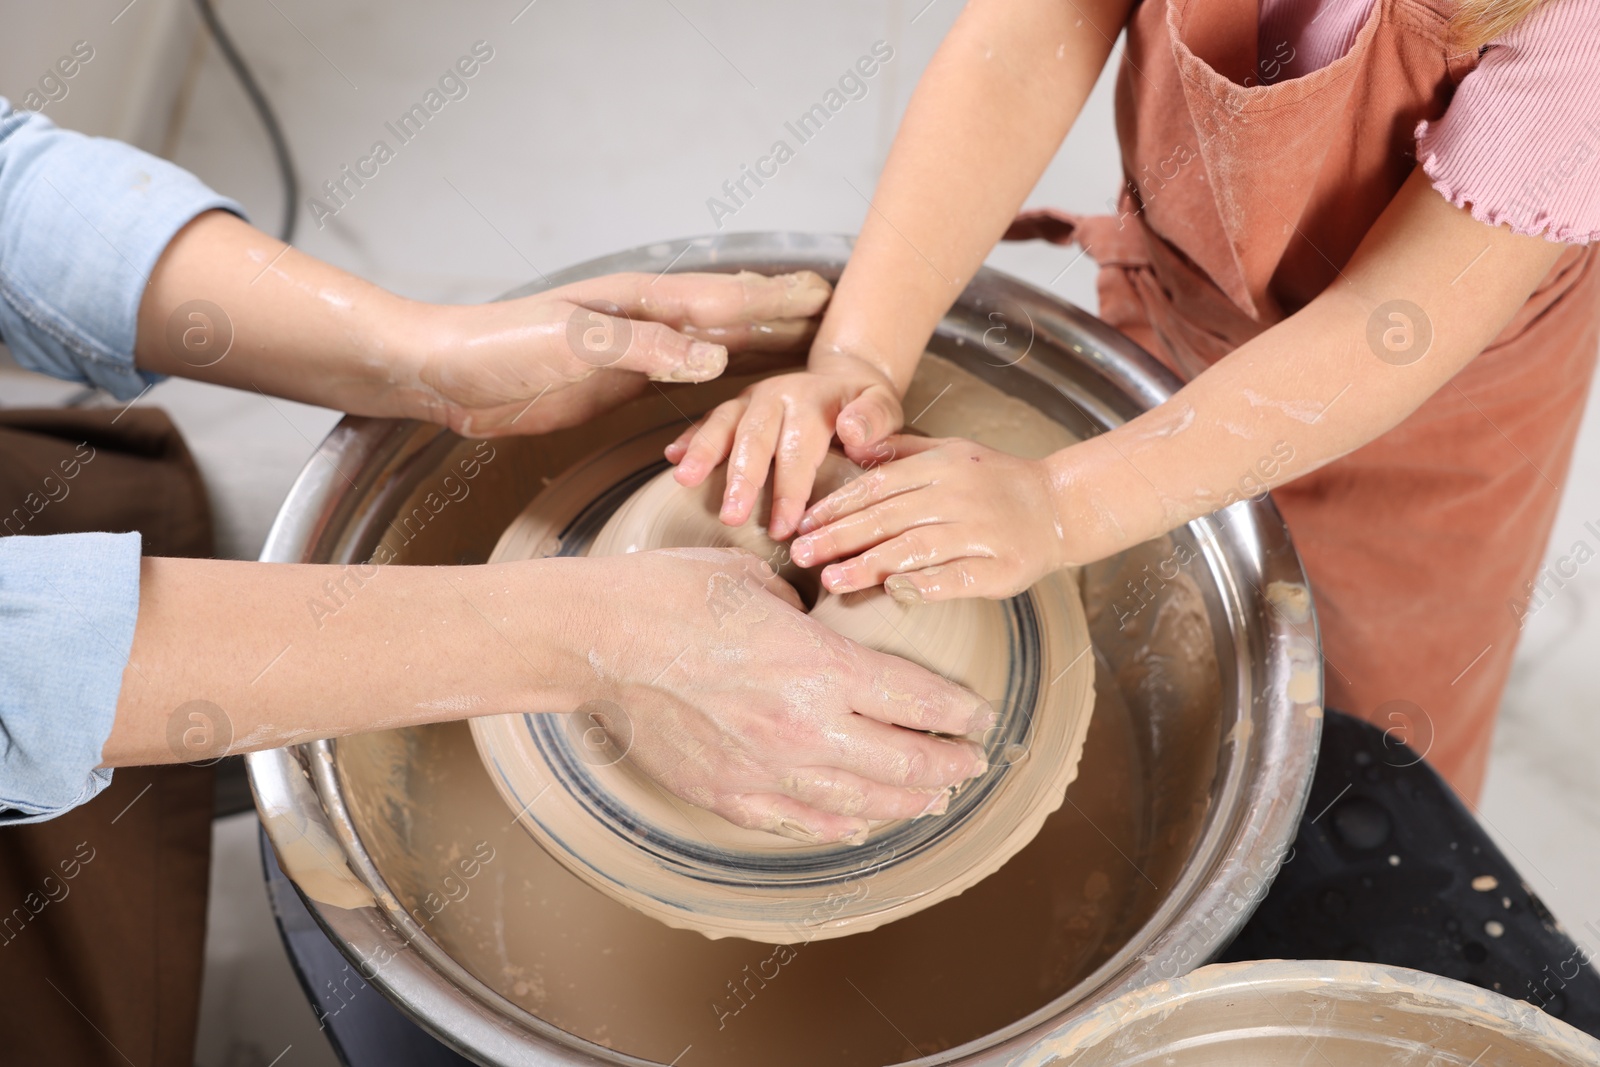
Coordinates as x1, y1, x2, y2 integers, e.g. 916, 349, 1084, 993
1450, 0, 1553, 49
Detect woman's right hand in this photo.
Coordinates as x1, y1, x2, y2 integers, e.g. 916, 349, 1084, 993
574, 548, 991, 843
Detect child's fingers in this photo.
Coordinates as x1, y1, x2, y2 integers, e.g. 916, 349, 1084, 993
664, 422, 699, 464
841, 431, 947, 471
882, 561, 994, 605
836, 385, 905, 449
795, 453, 936, 537
768, 415, 834, 541
721, 397, 785, 525
790, 494, 929, 567
671, 398, 747, 487
819, 527, 978, 595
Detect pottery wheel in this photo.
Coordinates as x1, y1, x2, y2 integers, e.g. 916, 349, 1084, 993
473, 357, 1096, 942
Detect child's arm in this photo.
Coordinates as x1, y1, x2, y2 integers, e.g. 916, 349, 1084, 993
790, 169, 1566, 601
667, 0, 1135, 539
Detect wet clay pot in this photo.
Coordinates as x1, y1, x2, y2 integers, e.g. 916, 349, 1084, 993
249, 233, 1324, 1066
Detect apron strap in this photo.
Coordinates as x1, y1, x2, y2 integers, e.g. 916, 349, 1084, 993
1004, 194, 1157, 270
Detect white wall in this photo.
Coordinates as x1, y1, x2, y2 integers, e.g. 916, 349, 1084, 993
1, 0, 198, 152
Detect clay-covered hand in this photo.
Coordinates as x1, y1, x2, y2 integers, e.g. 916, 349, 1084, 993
664, 350, 904, 540
405, 270, 832, 437
581, 548, 991, 843
790, 435, 1071, 602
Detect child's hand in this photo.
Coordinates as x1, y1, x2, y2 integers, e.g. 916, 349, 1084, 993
789, 435, 1072, 602
665, 352, 903, 540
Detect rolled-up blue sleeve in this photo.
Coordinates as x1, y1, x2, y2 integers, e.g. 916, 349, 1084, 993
0, 98, 245, 400
0, 533, 141, 823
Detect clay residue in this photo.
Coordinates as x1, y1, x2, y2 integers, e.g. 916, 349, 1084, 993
259, 764, 377, 915
1265, 580, 1313, 625
1286, 637, 1321, 704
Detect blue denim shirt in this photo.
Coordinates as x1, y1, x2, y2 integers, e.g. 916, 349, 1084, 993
0, 98, 243, 821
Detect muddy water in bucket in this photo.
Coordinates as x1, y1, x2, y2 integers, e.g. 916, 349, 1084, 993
322, 354, 1219, 1065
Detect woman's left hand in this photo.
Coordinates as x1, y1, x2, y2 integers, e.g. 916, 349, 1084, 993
404, 270, 832, 436
789, 435, 1073, 602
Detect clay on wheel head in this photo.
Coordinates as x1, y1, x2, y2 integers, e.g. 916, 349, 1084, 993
473, 357, 1096, 942
591, 452, 1012, 713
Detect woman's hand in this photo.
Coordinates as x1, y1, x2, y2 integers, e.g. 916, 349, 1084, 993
790, 435, 1072, 603
136, 214, 832, 432
580, 548, 991, 843
664, 351, 904, 540
404, 270, 833, 437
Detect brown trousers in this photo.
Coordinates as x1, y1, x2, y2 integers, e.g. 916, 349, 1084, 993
0, 407, 215, 1067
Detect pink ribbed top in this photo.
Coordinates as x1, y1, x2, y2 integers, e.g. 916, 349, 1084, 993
1257, 0, 1600, 243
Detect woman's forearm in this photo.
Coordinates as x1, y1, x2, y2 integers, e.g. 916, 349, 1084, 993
133, 211, 427, 416
1048, 170, 1567, 563
813, 0, 1133, 390
104, 550, 990, 842
105, 556, 588, 765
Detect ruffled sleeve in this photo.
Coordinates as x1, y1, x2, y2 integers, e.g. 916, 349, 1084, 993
1416, 0, 1600, 244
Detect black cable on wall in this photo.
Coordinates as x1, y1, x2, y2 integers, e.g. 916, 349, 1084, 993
192, 0, 299, 244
